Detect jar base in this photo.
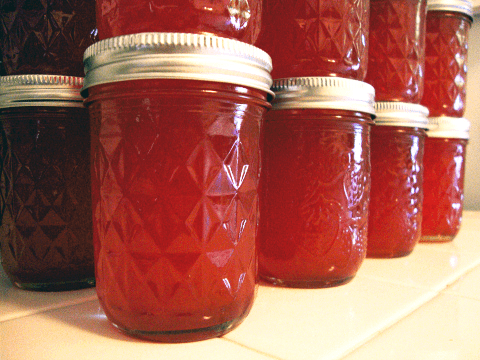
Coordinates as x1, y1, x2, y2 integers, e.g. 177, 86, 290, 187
420, 235, 455, 243
366, 249, 414, 259
110, 316, 245, 343
259, 274, 354, 289
13, 277, 95, 292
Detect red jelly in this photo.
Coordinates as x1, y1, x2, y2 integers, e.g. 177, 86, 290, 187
82, 33, 272, 342
421, 1, 473, 117
258, 77, 375, 288
0, 0, 97, 77
0, 75, 94, 291
257, 0, 370, 80
366, 0, 427, 103
421, 117, 469, 242
367, 102, 428, 258
96, 0, 262, 44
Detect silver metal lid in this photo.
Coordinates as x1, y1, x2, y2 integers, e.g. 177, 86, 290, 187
0, 75, 84, 108
270, 77, 376, 115
374, 102, 430, 128
82, 32, 273, 98
427, 116, 470, 139
427, 0, 473, 18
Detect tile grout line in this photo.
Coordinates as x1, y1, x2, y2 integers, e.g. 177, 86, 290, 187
221, 337, 288, 360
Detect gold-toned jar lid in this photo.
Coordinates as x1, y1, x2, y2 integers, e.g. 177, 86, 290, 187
82, 32, 273, 98
0, 75, 84, 108
427, 116, 470, 139
270, 77, 376, 116
374, 102, 429, 129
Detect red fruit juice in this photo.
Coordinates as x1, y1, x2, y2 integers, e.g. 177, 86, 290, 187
366, 0, 427, 103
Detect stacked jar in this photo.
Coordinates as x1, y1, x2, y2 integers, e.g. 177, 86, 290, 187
86, 4, 273, 342
0, 1, 97, 290
366, 0, 430, 258
256, 1, 374, 287
420, 0, 473, 242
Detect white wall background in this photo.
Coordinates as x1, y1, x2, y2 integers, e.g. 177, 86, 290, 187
463, 12, 480, 210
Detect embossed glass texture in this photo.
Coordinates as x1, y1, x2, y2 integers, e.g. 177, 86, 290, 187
0, 0, 97, 76
366, 0, 427, 103
0, 106, 94, 290
85, 79, 268, 342
96, 0, 262, 44
421, 11, 471, 117
421, 137, 467, 242
258, 109, 372, 288
367, 126, 426, 258
257, 0, 370, 80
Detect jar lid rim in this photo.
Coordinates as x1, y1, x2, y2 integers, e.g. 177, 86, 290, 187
427, 0, 473, 18
374, 102, 429, 128
0, 75, 84, 108
269, 77, 376, 116
427, 116, 470, 138
82, 32, 273, 98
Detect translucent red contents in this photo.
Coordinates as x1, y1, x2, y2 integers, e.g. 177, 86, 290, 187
421, 11, 472, 117
421, 137, 467, 242
85, 79, 268, 342
366, 0, 427, 103
256, 0, 369, 80
367, 126, 425, 258
0, 1, 97, 77
258, 109, 372, 288
96, 0, 262, 44
0, 107, 94, 291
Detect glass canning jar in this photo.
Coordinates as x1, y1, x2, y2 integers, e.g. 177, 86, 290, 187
421, 117, 469, 242
258, 77, 375, 288
366, 0, 427, 103
81, 33, 272, 342
421, 0, 473, 117
96, 0, 262, 44
0, 0, 97, 77
256, 0, 370, 80
367, 102, 429, 258
0, 75, 94, 291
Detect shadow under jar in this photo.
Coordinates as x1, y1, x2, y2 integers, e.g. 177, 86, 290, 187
0, 75, 94, 291
0, 0, 97, 77
421, 117, 470, 242
367, 102, 429, 258
96, 0, 262, 44
81, 33, 273, 342
421, 0, 473, 117
366, 0, 427, 103
258, 77, 375, 288
256, 0, 370, 80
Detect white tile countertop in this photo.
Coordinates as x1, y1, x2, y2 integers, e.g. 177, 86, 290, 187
2, 211, 480, 360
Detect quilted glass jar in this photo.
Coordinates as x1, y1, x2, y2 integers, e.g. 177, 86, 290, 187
421, 0, 473, 117
258, 77, 375, 288
257, 0, 370, 80
96, 0, 262, 44
0, 75, 94, 291
0, 0, 97, 77
82, 33, 272, 342
367, 102, 429, 258
366, 0, 427, 103
421, 117, 469, 242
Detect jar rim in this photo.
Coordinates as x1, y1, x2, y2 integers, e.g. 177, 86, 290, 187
81, 32, 273, 99
269, 77, 376, 116
427, 116, 470, 139
374, 102, 429, 129
0, 75, 84, 108
427, 0, 473, 18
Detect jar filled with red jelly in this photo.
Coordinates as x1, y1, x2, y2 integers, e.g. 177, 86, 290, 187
0, 75, 94, 291
256, 0, 370, 80
258, 77, 375, 288
366, 0, 427, 103
81, 33, 272, 342
96, 0, 262, 44
367, 102, 429, 258
0, 0, 97, 77
421, 117, 469, 242
421, 0, 473, 117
